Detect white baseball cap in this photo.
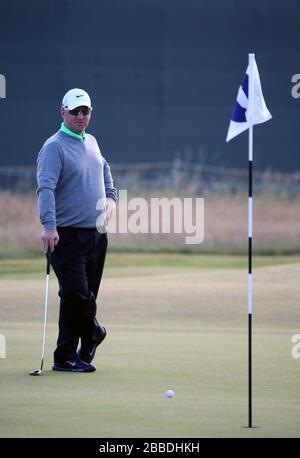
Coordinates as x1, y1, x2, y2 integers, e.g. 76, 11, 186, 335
62, 88, 92, 110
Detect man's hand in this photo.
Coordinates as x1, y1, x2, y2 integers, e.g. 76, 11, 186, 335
105, 198, 116, 223
41, 229, 59, 253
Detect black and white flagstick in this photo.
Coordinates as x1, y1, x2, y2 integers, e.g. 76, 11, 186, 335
248, 53, 254, 428
227, 52, 271, 428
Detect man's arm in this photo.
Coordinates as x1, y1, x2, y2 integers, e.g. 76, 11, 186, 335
103, 158, 117, 221
36, 143, 62, 251
103, 158, 117, 202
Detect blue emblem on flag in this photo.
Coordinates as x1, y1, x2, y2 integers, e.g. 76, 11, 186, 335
232, 74, 248, 123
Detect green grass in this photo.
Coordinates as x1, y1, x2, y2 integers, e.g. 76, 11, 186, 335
1, 324, 300, 438
0, 245, 41, 260
0, 253, 300, 437
0, 253, 300, 276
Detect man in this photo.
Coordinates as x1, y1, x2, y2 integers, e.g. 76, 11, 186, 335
37, 88, 117, 373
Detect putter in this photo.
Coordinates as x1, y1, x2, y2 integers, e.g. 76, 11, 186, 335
30, 248, 51, 376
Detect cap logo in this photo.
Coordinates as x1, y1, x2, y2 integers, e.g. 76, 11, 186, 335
76, 94, 84, 98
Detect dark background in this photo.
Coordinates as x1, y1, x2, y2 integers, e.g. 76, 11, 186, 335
0, 0, 299, 171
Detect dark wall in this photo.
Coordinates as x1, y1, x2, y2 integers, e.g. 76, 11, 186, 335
0, 0, 299, 171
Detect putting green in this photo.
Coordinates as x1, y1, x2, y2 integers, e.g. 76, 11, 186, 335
0, 254, 299, 437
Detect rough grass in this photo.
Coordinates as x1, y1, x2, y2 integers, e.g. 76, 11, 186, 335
0, 191, 300, 257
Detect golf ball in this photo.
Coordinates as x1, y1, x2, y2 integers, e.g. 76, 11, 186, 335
165, 389, 174, 398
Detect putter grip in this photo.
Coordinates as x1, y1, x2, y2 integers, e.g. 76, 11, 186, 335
46, 248, 51, 275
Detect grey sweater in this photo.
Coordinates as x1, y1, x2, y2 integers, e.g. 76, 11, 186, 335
37, 130, 117, 230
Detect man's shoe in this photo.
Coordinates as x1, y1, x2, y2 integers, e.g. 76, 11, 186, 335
78, 325, 107, 364
52, 356, 96, 373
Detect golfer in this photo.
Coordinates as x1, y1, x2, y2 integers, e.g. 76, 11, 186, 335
37, 88, 117, 373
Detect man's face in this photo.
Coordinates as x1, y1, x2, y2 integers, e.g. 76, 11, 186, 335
61, 105, 92, 134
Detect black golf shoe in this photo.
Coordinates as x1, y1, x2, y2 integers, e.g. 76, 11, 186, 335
52, 356, 96, 373
78, 325, 107, 364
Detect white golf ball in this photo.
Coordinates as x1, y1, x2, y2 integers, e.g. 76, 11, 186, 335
165, 389, 174, 398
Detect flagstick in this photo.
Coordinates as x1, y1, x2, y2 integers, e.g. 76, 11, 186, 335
248, 129, 253, 428
248, 53, 255, 428
226, 52, 271, 428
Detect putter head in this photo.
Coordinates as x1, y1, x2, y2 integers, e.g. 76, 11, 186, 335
30, 369, 43, 376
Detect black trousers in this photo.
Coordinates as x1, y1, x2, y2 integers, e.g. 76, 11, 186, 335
50, 227, 108, 363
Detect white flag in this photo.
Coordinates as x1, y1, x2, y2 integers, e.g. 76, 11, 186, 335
226, 56, 272, 142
